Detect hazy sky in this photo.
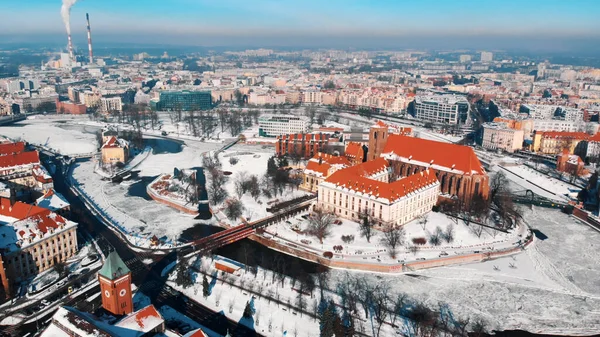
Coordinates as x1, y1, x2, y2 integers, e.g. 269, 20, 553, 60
2, 0, 600, 49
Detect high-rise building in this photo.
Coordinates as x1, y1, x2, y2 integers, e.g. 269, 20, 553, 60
153, 91, 212, 111
459, 54, 472, 63
480, 51, 493, 62
413, 95, 469, 124
98, 252, 133, 315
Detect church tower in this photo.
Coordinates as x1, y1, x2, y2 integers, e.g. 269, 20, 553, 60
368, 122, 389, 161
98, 252, 133, 316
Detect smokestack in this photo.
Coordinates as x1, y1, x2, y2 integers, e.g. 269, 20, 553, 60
67, 34, 74, 61
61, 0, 79, 61
86, 13, 93, 64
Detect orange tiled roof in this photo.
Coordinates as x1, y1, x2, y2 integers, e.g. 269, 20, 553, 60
324, 167, 437, 203
344, 142, 363, 159
0, 142, 25, 156
0, 150, 39, 169
305, 153, 350, 177
345, 157, 389, 177
381, 135, 485, 175
538, 131, 590, 140
0, 198, 67, 239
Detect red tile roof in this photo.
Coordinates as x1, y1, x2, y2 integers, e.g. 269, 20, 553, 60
0, 198, 67, 240
324, 167, 438, 203
538, 131, 591, 140
304, 153, 350, 177
114, 304, 164, 333
381, 135, 485, 175
0, 150, 39, 169
0, 142, 25, 156
344, 142, 363, 159
346, 157, 389, 177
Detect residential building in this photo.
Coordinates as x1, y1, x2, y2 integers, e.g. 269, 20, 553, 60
532, 119, 596, 133
258, 115, 309, 137
380, 135, 489, 202
459, 55, 472, 63
275, 133, 333, 158
101, 136, 129, 165
0, 150, 45, 192
301, 153, 350, 193
413, 95, 469, 125
480, 51, 493, 62
153, 90, 212, 111
56, 99, 87, 115
317, 159, 439, 227
481, 123, 524, 153
100, 97, 123, 113
0, 199, 78, 297
520, 104, 557, 120
532, 131, 590, 155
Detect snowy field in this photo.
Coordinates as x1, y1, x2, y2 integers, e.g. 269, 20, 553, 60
213, 149, 309, 225
0, 117, 98, 155
266, 211, 525, 263
329, 207, 600, 335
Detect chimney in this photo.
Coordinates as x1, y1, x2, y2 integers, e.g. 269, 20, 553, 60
67, 34, 74, 61
86, 13, 94, 64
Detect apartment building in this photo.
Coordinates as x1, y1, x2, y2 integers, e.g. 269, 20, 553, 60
100, 97, 123, 113
532, 131, 590, 155
481, 123, 524, 153
413, 95, 469, 125
258, 115, 309, 137
0, 199, 78, 297
275, 133, 333, 158
317, 159, 439, 227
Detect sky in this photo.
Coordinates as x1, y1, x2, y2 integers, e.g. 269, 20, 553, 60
1, 0, 600, 50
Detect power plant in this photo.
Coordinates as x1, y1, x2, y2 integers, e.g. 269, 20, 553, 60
59, 0, 95, 66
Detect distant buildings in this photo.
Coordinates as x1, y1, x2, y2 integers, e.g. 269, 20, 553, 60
152, 90, 212, 111
459, 55, 472, 63
100, 97, 123, 113
480, 51, 493, 62
258, 115, 309, 137
413, 95, 469, 125
481, 122, 524, 153
0, 199, 78, 297
556, 150, 586, 177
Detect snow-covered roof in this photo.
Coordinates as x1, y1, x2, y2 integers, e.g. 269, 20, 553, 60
102, 136, 129, 149
36, 189, 70, 211
114, 305, 164, 336
0, 198, 76, 253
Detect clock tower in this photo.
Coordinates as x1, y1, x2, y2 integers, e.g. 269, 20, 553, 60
98, 251, 133, 315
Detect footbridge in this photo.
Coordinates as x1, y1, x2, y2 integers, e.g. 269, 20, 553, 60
184, 196, 315, 257
500, 189, 570, 209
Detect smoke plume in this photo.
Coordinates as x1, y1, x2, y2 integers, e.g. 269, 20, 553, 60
61, 0, 79, 34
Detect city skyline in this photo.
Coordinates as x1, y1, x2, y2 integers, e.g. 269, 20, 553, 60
2, 0, 600, 50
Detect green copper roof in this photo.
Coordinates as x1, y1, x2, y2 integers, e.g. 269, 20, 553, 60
98, 251, 130, 280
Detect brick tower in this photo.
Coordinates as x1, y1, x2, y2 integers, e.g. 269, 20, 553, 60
368, 122, 389, 161
98, 251, 133, 315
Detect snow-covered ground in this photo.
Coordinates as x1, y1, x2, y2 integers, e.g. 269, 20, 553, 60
266, 210, 524, 264
0, 117, 97, 155
213, 149, 309, 225
329, 207, 600, 335
492, 164, 578, 201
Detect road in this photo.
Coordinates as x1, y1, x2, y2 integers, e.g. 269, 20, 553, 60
0, 154, 260, 337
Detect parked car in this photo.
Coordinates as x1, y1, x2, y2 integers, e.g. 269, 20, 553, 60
41, 299, 50, 306
439, 251, 448, 257
57, 279, 66, 287
161, 131, 168, 136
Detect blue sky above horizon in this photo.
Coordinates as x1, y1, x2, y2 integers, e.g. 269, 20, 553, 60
2, 0, 600, 48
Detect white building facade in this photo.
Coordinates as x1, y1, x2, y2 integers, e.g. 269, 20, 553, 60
414, 95, 469, 125
258, 115, 309, 137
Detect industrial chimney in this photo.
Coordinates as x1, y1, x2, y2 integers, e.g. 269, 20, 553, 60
67, 34, 74, 61
86, 13, 94, 64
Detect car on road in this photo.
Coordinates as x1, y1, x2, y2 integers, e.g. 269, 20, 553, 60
41, 299, 50, 306
57, 279, 66, 287
439, 251, 448, 257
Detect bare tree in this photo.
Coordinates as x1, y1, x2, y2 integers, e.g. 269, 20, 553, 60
471, 317, 489, 337
308, 208, 334, 244
417, 214, 429, 230
490, 171, 508, 201
409, 245, 420, 256
381, 226, 405, 259
224, 198, 244, 220
208, 171, 228, 205
359, 210, 375, 243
